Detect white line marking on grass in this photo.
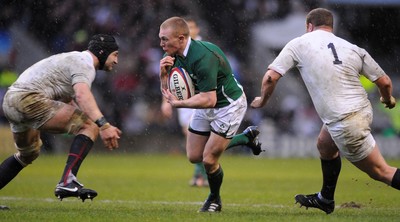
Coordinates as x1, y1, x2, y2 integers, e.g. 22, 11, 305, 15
0, 196, 286, 208
5, 196, 399, 211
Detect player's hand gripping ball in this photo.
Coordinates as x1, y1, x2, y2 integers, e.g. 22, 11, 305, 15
168, 67, 195, 100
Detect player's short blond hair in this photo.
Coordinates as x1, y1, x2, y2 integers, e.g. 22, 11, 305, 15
160, 17, 190, 38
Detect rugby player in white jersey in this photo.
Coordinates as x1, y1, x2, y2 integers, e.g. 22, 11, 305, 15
251, 8, 398, 214
0, 34, 122, 206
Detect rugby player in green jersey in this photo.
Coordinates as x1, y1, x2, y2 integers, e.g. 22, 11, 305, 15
159, 17, 263, 212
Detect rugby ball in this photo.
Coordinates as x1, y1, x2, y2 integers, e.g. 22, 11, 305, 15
168, 67, 195, 100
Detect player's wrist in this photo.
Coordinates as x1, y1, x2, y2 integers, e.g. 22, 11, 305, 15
100, 123, 111, 131
95, 116, 108, 128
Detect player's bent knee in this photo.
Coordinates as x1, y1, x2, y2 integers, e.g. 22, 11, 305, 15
14, 139, 42, 166
187, 155, 202, 164
186, 149, 203, 163
202, 158, 216, 169
66, 109, 93, 135
317, 142, 338, 159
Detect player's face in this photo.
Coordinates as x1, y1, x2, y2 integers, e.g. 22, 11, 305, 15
103, 51, 118, 71
159, 27, 182, 56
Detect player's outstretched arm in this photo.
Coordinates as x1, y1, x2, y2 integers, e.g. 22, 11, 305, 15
251, 69, 282, 108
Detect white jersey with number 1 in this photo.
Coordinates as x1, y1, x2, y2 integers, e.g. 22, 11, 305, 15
269, 30, 386, 124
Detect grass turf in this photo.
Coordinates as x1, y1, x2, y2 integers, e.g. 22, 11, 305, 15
0, 153, 399, 221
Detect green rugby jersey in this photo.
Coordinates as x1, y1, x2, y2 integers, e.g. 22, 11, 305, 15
169, 39, 244, 108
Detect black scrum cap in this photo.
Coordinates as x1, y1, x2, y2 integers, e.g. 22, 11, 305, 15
88, 34, 119, 70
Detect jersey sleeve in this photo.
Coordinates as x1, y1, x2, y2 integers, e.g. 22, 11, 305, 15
359, 48, 386, 82
69, 56, 96, 87
268, 38, 299, 76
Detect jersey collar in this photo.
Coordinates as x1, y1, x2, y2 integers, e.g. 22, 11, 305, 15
182, 37, 191, 58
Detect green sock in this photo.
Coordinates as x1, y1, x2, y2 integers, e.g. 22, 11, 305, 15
226, 133, 249, 150
199, 163, 207, 179
194, 163, 208, 180
194, 163, 203, 175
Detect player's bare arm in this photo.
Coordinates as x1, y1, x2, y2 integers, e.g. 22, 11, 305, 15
160, 97, 173, 119
73, 83, 103, 120
251, 69, 282, 108
163, 89, 217, 109
374, 75, 396, 109
73, 82, 122, 150
159, 56, 175, 90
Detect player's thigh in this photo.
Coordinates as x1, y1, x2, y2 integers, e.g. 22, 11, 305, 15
187, 108, 212, 160
317, 125, 339, 159
186, 131, 208, 162
40, 103, 85, 133
203, 132, 230, 161
41, 105, 98, 140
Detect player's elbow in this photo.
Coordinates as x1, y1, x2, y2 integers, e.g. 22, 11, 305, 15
265, 69, 282, 83
207, 98, 217, 107
206, 94, 217, 107
198, 91, 217, 108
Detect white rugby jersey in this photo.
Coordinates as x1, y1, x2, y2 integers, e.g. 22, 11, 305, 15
9, 51, 95, 102
269, 30, 386, 124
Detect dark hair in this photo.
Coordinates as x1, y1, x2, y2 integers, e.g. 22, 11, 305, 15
88, 34, 119, 70
306, 8, 334, 28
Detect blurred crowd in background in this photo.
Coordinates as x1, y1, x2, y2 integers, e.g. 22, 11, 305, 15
0, 0, 400, 153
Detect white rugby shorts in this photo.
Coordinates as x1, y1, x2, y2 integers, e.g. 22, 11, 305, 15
189, 93, 247, 138
3, 91, 64, 133
326, 103, 375, 162
177, 108, 194, 129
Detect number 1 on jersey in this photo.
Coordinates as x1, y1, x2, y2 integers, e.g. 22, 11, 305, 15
328, 43, 342, 65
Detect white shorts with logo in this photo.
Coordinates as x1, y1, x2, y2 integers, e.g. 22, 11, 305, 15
189, 93, 247, 139
326, 103, 375, 162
